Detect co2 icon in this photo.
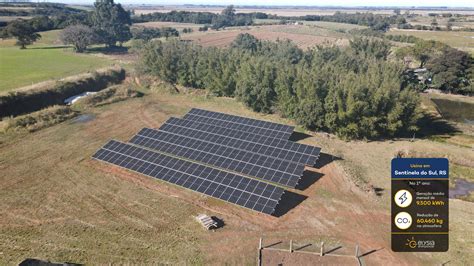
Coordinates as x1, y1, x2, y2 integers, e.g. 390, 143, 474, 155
394, 189, 412, 208
395, 212, 412, 230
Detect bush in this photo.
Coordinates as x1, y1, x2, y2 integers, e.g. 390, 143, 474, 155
77, 84, 142, 106
3, 105, 77, 132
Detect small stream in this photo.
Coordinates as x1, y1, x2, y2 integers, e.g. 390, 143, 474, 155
449, 178, 474, 199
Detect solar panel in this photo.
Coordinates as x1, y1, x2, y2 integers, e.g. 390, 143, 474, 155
92, 140, 285, 215
130, 128, 304, 187
159, 120, 319, 166
184, 109, 294, 139
168, 117, 321, 161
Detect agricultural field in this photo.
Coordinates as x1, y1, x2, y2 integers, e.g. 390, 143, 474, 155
134, 21, 205, 31
388, 29, 474, 54
0, 30, 113, 93
179, 24, 352, 49
130, 6, 474, 16
406, 15, 474, 30
0, 88, 473, 265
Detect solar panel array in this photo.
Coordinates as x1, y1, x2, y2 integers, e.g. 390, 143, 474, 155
166, 117, 321, 166
93, 140, 284, 214
160, 119, 317, 166
92, 108, 322, 215
183, 113, 294, 140
129, 128, 304, 187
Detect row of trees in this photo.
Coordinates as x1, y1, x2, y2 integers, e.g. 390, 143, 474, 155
134, 9, 398, 31
133, 5, 253, 30
136, 35, 422, 139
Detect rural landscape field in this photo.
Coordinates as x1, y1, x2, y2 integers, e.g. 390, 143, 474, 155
0, 1, 473, 265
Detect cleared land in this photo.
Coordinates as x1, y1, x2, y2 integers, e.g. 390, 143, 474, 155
388, 29, 474, 54
0, 30, 113, 92
180, 24, 352, 49
0, 89, 472, 265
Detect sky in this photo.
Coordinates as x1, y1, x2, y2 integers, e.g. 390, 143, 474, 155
54, 0, 474, 8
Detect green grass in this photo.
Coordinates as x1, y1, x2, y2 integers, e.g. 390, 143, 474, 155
388, 29, 474, 54
0, 30, 112, 92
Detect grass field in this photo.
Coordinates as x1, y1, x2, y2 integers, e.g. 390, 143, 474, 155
0, 30, 113, 92
0, 88, 472, 264
388, 29, 474, 54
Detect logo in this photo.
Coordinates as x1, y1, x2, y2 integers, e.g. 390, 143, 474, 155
394, 212, 412, 230
394, 189, 412, 208
406, 237, 417, 249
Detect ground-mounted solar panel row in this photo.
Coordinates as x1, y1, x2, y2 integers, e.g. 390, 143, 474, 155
159, 121, 318, 166
130, 128, 304, 187
167, 117, 321, 160
93, 140, 285, 215
184, 112, 293, 139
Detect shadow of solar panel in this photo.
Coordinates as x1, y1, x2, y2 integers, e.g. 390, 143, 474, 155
92, 140, 285, 215
184, 108, 294, 139
130, 129, 304, 187
168, 117, 321, 161
158, 121, 319, 166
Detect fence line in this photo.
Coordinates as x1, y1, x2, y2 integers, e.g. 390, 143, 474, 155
257, 237, 367, 266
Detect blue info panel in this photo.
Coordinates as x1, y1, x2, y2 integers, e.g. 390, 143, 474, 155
391, 158, 449, 252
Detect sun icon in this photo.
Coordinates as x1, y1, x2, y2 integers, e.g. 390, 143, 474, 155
405, 237, 417, 249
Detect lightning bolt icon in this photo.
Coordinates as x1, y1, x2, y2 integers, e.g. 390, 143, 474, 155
399, 191, 407, 205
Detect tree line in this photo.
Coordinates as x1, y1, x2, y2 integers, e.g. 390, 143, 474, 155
136, 34, 422, 140
133, 5, 253, 30
133, 9, 399, 32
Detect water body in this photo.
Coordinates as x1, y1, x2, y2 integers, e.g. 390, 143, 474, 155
64, 91, 97, 105
449, 178, 474, 199
432, 98, 474, 125
71, 114, 96, 124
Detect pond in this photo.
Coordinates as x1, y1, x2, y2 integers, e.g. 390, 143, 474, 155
431, 98, 474, 125
71, 114, 96, 124
449, 178, 474, 199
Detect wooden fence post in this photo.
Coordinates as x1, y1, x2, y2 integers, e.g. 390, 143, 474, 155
320, 241, 324, 256
289, 240, 293, 253
257, 237, 263, 266
355, 244, 359, 258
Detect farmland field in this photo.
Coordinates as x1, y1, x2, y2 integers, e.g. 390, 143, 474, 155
130, 6, 474, 16
180, 24, 352, 49
0, 89, 472, 265
388, 29, 474, 54
134, 21, 205, 30
0, 30, 113, 93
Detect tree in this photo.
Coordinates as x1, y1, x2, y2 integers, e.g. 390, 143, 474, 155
426, 48, 472, 94
231, 33, 259, 53
350, 37, 391, 60
60, 24, 97, 53
90, 0, 131, 47
5, 19, 41, 49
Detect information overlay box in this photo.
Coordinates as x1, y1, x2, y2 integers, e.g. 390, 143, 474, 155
391, 158, 449, 252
